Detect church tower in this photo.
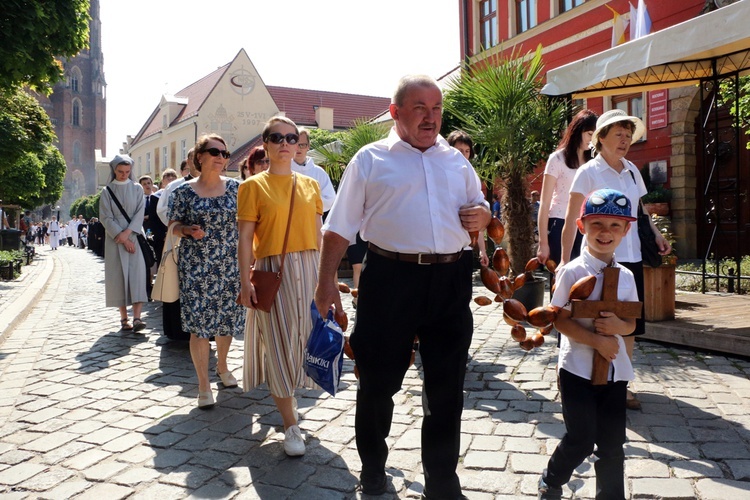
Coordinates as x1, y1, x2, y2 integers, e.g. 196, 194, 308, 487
34, 0, 106, 216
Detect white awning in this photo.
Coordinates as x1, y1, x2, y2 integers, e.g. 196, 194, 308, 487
542, 1, 750, 98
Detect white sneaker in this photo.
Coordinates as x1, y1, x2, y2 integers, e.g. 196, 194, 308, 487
283, 425, 305, 456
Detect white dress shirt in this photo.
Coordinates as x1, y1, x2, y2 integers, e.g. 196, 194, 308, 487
292, 157, 336, 212
570, 155, 647, 263
156, 177, 187, 226
323, 128, 487, 254
551, 249, 637, 383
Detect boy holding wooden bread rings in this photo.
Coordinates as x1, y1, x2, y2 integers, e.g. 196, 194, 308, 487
539, 188, 640, 500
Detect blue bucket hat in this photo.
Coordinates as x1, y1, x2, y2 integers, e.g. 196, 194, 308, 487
580, 188, 636, 222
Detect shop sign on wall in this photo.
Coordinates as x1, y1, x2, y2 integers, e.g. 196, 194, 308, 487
649, 90, 668, 130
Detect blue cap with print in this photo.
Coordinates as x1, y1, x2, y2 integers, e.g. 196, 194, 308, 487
580, 188, 636, 221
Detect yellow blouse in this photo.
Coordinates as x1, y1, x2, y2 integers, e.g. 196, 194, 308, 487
237, 172, 323, 260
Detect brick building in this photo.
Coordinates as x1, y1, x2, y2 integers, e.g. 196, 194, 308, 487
458, 0, 750, 260
33, 0, 106, 217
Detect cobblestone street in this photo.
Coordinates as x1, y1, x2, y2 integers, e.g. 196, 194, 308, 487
1, 247, 750, 498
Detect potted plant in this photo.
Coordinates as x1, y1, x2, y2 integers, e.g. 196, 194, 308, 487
443, 45, 567, 307
640, 166, 672, 216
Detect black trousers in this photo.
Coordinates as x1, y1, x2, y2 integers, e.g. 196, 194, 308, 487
548, 217, 583, 266
545, 369, 627, 500
620, 261, 645, 336
350, 250, 474, 497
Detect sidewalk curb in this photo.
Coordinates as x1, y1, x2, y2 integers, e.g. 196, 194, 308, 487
0, 252, 55, 345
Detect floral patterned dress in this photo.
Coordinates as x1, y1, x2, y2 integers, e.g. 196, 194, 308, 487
168, 178, 243, 338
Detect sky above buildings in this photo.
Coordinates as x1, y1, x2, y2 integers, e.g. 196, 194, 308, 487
100, 0, 461, 157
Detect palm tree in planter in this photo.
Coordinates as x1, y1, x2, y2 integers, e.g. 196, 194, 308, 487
444, 45, 567, 280
310, 118, 390, 187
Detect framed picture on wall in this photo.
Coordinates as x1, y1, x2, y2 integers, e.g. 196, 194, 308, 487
649, 160, 668, 184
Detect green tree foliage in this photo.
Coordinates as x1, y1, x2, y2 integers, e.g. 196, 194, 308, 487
311, 120, 389, 187
0, 88, 67, 208
0, 152, 45, 204
70, 198, 85, 220
0, 0, 90, 92
84, 192, 100, 219
0, 88, 55, 166
70, 192, 100, 220
25, 147, 67, 208
307, 128, 345, 151
719, 76, 750, 149
443, 46, 567, 275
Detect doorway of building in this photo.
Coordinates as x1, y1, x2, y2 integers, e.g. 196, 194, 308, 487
694, 81, 750, 260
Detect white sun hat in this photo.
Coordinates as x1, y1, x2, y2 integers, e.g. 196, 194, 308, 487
590, 109, 646, 149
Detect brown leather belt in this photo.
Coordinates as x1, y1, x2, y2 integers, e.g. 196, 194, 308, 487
368, 243, 463, 265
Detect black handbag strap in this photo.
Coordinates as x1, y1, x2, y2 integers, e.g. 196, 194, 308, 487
626, 168, 647, 216
106, 186, 133, 224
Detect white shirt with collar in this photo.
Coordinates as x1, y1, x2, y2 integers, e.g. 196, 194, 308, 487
322, 128, 487, 254
570, 155, 647, 263
292, 157, 336, 212
156, 177, 187, 226
551, 248, 637, 383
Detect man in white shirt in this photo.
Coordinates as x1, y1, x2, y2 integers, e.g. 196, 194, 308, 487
292, 128, 336, 212
67, 217, 79, 247
48, 216, 61, 250
157, 149, 197, 227
315, 75, 490, 499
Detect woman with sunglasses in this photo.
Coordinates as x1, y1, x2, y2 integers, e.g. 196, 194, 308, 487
241, 146, 270, 180
237, 116, 324, 457
168, 134, 244, 408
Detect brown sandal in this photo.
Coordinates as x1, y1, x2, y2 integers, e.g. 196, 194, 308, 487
133, 318, 146, 333
120, 318, 133, 331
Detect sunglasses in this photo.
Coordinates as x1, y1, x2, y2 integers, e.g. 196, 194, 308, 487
256, 158, 271, 165
204, 147, 231, 159
265, 133, 299, 145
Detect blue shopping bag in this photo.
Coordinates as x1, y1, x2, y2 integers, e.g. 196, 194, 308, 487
305, 302, 345, 396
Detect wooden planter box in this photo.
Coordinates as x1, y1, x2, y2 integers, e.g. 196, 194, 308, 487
643, 264, 675, 321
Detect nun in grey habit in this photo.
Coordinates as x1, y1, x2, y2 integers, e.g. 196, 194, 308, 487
99, 154, 148, 332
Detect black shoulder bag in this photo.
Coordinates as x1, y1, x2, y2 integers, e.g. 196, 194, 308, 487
628, 169, 662, 267
106, 186, 156, 268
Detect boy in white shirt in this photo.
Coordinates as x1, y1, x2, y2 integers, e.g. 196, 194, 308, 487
539, 188, 639, 500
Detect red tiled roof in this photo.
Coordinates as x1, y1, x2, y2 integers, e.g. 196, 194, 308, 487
225, 135, 263, 173
130, 58, 390, 147
267, 86, 390, 129
131, 64, 230, 144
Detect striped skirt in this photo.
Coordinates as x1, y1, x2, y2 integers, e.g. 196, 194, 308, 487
242, 249, 320, 397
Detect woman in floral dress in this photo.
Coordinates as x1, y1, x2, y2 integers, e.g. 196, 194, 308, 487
168, 133, 244, 408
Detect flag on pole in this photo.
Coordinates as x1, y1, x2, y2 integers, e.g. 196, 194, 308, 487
606, 5, 628, 47
633, 0, 652, 39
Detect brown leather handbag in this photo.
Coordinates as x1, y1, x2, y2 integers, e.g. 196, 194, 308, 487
249, 173, 297, 313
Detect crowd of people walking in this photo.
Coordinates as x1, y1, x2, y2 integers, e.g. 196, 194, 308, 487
22, 212, 104, 255
12, 73, 682, 499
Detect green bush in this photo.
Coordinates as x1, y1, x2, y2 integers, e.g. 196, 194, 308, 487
676, 256, 750, 293
0, 250, 24, 279
69, 192, 100, 220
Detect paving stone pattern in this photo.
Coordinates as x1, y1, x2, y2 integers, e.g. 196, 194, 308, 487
0, 247, 750, 498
